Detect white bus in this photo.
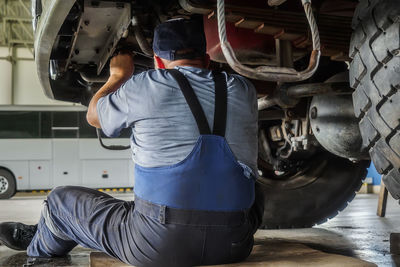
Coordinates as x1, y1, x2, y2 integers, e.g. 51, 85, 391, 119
0, 106, 134, 199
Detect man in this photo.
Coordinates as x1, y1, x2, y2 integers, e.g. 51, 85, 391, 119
0, 18, 260, 266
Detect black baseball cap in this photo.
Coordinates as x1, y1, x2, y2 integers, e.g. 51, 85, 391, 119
152, 18, 206, 61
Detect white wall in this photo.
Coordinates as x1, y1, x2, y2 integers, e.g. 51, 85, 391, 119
0, 47, 12, 105
0, 47, 77, 106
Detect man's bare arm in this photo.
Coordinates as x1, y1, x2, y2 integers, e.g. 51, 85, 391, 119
87, 54, 134, 128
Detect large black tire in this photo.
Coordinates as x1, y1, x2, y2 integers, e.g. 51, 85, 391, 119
257, 153, 369, 229
0, 169, 16, 199
350, 0, 400, 200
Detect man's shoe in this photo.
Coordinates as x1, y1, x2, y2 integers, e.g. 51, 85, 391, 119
0, 222, 37, 251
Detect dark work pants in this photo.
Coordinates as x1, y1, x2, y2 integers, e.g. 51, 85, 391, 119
27, 186, 259, 267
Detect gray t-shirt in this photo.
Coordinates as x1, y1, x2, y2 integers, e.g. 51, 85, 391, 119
97, 66, 258, 174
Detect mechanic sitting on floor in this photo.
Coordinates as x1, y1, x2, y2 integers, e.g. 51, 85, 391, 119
0, 18, 261, 266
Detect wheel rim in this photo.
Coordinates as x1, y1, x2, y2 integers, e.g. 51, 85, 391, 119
0, 176, 9, 194
257, 159, 326, 190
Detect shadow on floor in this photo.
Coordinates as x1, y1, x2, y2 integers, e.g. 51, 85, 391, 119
257, 228, 358, 256
0, 249, 90, 267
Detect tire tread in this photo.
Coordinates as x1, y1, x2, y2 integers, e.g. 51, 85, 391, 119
350, 0, 400, 200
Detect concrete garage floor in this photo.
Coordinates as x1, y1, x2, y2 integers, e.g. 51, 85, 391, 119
0, 193, 399, 266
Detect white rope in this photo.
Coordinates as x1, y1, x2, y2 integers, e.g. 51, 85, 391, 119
216, 0, 321, 82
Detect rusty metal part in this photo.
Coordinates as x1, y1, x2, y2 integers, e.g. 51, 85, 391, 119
258, 96, 277, 110
258, 84, 299, 110
309, 72, 368, 160
269, 125, 283, 141
131, 16, 153, 57
259, 109, 285, 121
216, 0, 321, 82
310, 94, 367, 160
268, 0, 287, 7
64, 16, 84, 73
258, 81, 353, 110
180, 0, 352, 59
96, 3, 131, 75
286, 82, 353, 98
59, 1, 132, 75
276, 39, 293, 68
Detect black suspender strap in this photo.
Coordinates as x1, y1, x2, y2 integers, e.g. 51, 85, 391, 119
168, 69, 212, 135
168, 69, 228, 137
212, 71, 227, 137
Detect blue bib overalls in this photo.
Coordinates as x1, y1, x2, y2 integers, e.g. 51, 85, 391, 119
27, 70, 259, 267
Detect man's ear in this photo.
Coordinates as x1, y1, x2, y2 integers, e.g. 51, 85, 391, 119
204, 54, 211, 68
154, 55, 166, 69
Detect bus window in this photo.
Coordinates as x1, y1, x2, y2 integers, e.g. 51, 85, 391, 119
40, 111, 52, 138
78, 112, 97, 138
0, 111, 40, 138
119, 128, 132, 139
51, 111, 79, 138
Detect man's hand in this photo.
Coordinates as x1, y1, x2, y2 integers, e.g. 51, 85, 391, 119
109, 53, 135, 81
86, 53, 134, 128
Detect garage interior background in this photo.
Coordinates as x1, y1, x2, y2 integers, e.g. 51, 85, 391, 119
0, 0, 77, 106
